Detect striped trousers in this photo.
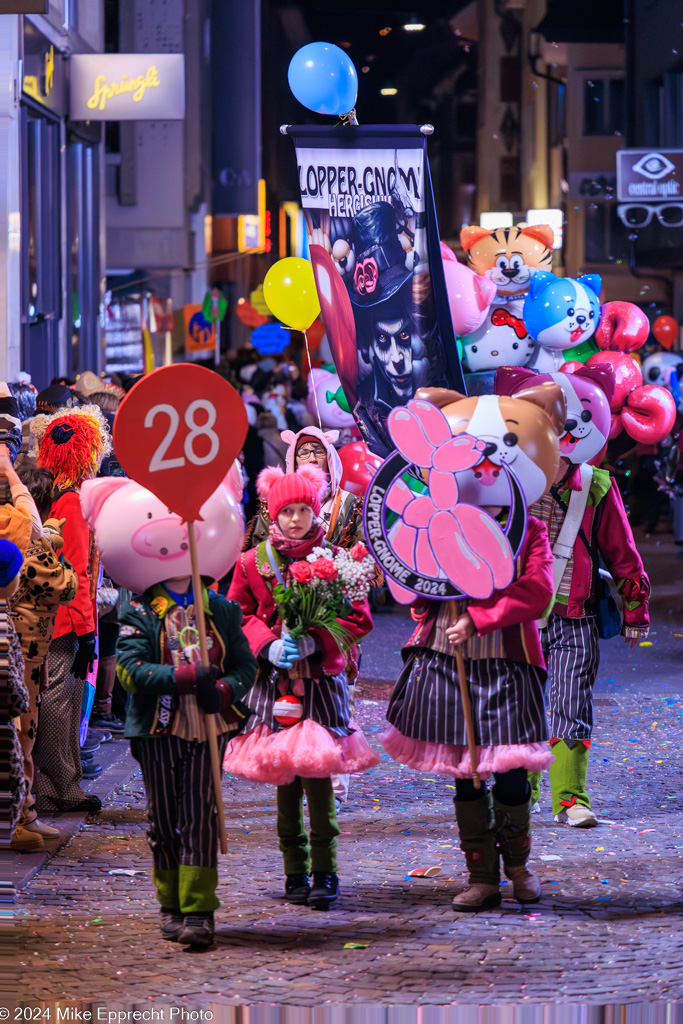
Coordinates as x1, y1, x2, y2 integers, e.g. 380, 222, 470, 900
541, 613, 600, 741
131, 734, 229, 872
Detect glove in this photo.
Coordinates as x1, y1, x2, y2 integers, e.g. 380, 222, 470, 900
215, 678, 234, 718
267, 636, 301, 669
296, 634, 317, 659
195, 664, 222, 715
71, 631, 96, 679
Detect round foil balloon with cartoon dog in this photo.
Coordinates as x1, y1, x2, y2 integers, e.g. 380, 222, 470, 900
364, 384, 565, 603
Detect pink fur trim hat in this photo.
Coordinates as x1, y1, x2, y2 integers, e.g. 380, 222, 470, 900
257, 464, 327, 521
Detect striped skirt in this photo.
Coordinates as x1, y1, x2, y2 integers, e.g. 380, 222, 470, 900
381, 648, 553, 779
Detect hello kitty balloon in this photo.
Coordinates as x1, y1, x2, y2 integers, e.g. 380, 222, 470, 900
462, 300, 536, 372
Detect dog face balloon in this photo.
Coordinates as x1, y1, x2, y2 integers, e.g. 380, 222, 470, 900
415, 385, 565, 508
495, 365, 614, 465
524, 272, 602, 370
80, 475, 245, 594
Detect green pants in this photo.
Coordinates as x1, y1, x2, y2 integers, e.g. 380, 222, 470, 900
277, 776, 340, 874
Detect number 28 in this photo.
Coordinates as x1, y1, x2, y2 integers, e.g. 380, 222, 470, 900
145, 400, 220, 472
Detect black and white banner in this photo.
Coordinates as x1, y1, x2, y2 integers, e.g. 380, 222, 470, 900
288, 125, 465, 457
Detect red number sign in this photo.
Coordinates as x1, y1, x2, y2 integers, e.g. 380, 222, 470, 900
113, 363, 248, 522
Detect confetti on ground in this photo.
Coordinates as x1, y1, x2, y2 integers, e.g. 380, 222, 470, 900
406, 866, 442, 877
343, 942, 370, 949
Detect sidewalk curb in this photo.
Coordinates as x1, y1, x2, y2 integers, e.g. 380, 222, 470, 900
5, 739, 138, 898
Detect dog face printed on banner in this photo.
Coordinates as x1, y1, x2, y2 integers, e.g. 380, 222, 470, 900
80, 475, 245, 595
462, 300, 536, 372
460, 224, 554, 299
524, 273, 602, 368
416, 386, 565, 508
495, 365, 614, 465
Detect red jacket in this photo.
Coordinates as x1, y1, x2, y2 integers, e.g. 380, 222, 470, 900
404, 516, 554, 669
538, 468, 650, 631
229, 544, 373, 679
51, 490, 95, 639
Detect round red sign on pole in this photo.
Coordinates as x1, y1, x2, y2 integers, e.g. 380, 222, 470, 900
113, 363, 248, 522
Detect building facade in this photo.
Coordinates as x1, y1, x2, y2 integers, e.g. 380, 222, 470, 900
0, 1, 105, 389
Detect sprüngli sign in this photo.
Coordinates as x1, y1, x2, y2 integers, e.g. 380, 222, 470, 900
69, 54, 185, 121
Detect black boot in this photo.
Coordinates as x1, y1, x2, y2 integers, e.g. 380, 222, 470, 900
177, 911, 215, 948
308, 872, 339, 909
284, 873, 311, 904
493, 796, 541, 903
159, 908, 184, 941
452, 793, 502, 912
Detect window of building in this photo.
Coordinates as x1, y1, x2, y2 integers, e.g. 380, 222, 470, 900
67, 138, 102, 377
21, 107, 61, 386
583, 76, 625, 136
584, 202, 631, 263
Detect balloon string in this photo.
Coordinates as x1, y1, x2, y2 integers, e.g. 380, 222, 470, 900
303, 328, 323, 431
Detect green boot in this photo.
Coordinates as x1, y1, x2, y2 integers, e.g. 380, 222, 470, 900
549, 739, 597, 827
528, 770, 542, 809
492, 796, 541, 903
451, 793, 501, 912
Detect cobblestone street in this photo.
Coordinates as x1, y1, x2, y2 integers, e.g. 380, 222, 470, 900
16, 534, 683, 1010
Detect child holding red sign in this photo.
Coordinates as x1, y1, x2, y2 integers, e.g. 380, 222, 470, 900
225, 464, 379, 909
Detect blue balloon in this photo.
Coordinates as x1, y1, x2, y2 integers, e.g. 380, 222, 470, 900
288, 42, 358, 117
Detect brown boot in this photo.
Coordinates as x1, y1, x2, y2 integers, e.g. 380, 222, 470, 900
452, 793, 501, 912
493, 796, 541, 903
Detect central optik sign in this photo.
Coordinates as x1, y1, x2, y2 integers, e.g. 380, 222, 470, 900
69, 54, 185, 121
616, 149, 683, 201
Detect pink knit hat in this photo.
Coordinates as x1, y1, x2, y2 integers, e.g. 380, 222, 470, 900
257, 464, 327, 521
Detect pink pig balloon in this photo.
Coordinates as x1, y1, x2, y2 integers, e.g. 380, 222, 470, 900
80, 475, 245, 594
440, 241, 497, 337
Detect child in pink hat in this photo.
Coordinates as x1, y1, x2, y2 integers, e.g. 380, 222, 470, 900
225, 463, 379, 909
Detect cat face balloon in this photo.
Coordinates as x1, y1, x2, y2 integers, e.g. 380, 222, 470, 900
462, 300, 536, 372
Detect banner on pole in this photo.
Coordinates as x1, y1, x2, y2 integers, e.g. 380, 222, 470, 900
287, 125, 465, 457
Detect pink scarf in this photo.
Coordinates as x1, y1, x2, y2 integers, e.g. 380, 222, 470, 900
268, 522, 325, 560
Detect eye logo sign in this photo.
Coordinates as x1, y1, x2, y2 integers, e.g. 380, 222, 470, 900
632, 153, 676, 181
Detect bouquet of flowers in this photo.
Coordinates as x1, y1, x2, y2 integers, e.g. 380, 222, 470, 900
273, 542, 376, 653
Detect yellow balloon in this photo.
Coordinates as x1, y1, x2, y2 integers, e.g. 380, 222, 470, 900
263, 257, 320, 332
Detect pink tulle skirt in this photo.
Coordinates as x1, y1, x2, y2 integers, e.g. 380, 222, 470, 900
380, 724, 554, 780
224, 718, 381, 787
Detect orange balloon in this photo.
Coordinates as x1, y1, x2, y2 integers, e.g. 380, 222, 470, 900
653, 315, 679, 350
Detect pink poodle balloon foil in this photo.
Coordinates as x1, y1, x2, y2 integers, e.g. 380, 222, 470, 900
80, 474, 245, 594
495, 364, 614, 465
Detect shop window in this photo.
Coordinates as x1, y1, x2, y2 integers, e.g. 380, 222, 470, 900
583, 76, 624, 136
549, 81, 565, 148
21, 109, 61, 386
584, 202, 631, 263
67, 140, 101, 377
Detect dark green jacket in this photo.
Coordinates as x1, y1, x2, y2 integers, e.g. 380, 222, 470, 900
116, 584, 258, 740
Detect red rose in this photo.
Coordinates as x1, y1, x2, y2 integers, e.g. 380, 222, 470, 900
351, 542, 369, 562
312, 558, 338, 581
290, 561, 313, 584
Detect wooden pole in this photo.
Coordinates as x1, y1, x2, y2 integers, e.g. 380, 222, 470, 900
449, 601, 481, 790
187, 520, 228, 854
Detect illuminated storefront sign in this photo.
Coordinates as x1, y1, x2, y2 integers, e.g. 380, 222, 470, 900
617, 149, 683, 202
23, 21, 66, 116
70, 54, 185, 121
